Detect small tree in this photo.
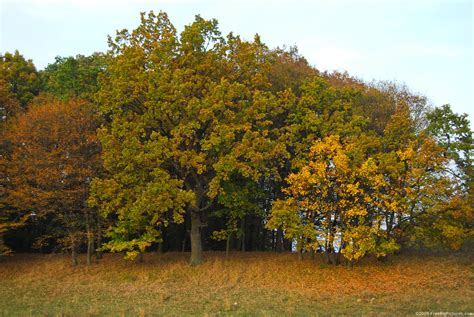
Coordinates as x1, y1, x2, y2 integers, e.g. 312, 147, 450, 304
1, 97, 100, 264
268, 135, 399, 264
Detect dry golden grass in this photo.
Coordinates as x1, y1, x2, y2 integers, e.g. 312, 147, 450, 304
0, 251, 473, 316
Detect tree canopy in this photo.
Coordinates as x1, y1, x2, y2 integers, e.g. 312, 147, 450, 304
0, 11, 472, 265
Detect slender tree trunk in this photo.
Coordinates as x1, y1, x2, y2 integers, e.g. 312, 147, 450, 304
96, 216, 102, 261
259, 228, 266, 251
326, 212, 337, 264
387, 212, 395, 236
87, 221, 94, 265
276, 228, 283, 252
138, 252, 144, 263
250, 217, 260, 251
338, 214, 348, 265
271, 229, 275, 251
241, 217, 246, 252
310, 212, 316, 259
226, 232, 232, 257
86, 213, 94, 266
182, 231, 187, 252
326, 250, 332, 264
283, 237, 292, 251
71, 237, 78, 266
324, 237, 328, 257
326, 227, 333, 265
190, 211, 203, 265
329, 225, 336, 264
298, 237, 304, 260
182, 212, 189, 252
336, 233, 345, 265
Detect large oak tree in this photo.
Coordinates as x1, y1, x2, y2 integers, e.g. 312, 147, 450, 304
89, 11, 286, 264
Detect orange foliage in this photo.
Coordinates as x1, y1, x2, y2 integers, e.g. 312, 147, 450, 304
1, 97, 100, 251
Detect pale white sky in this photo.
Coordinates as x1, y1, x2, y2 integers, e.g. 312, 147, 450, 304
1, 0, 472, 122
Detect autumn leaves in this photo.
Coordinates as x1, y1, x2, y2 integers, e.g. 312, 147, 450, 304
0, 11, 472, 265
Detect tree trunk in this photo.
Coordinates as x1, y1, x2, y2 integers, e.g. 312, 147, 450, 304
297, 237, 304, 260
226, 232, 232, 257
276, 228, 283, 252
326, 215, 333, 265
86, 214, 93, 266
326, 250, 332, 264
329, 226, 336, 264
241, 217, 246, 252
336, 234, 345, 265
387, 211, 395, 235
182, 231, 187, 252
250, 217, 260, 251
283, 237, 292, 251
96, 216, 102, 261
182, 212, 189, 252
271, 229, 275, 251
71, 237, 78, 266
190, 211, 203, 265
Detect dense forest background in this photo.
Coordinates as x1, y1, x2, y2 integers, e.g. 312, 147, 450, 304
1, 11, 472, 266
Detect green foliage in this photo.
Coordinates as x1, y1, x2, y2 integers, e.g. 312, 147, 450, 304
90, 11, 291, 259
427, 104, 473, 190
1, 11, 472, 263
41, 53, 107, 101
0, 82, 21, 123
0, 51, 41, 109
268, 102, 472, 261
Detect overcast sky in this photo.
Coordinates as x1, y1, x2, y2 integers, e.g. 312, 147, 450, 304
1, 0, 472, 122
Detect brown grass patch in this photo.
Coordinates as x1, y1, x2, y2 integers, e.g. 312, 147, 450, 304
0, 251, 472, 316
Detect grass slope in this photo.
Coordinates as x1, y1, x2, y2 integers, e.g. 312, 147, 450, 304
0, 252, 473, 316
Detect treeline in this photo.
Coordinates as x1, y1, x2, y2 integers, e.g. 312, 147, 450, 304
0, 11, 472, 265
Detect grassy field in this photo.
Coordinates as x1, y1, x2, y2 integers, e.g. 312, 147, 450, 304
0, 251, 472, 316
